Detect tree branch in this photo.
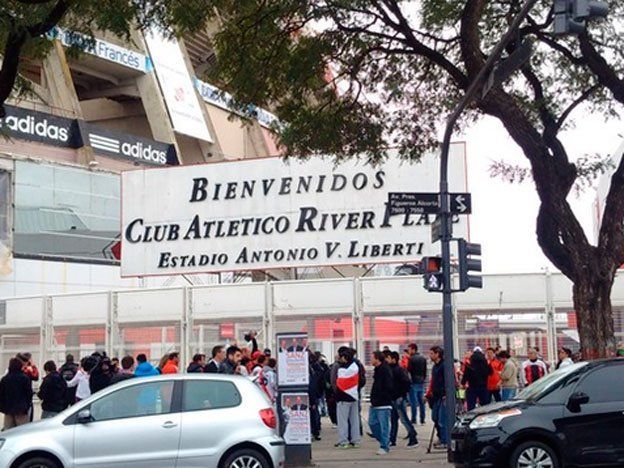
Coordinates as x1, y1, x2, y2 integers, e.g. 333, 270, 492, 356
376, 0, 468, 88
598, 154, 624, 266
536, 204, 575, 279
0, 28, 28, 118
516, 63, 576, 192
578, 33, 624, 104
0, 0, 73, 116
535, 32, 585, 66
27, 0, 73, 36
555, 84, 600, 131
459, 0, 487, 79
519, 62, 557, 129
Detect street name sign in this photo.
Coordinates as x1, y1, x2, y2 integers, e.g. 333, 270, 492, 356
388, 192, 472, 215
387, 192, 439, 215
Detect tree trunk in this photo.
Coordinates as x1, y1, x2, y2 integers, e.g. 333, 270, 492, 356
572, 275, 617, 360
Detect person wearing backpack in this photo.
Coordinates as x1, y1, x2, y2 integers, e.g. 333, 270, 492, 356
38, 360, 68, 419
387, 351, 418, 447
59, 354, 78, 407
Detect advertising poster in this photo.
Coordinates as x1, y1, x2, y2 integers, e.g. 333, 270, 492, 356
144, 31, 213, 143
281, 393, 311, 445
277, 332, 309, 387
120, 147, 469, 277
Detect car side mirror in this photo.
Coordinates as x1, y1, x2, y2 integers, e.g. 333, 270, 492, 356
567, 392, 590, 413
77, 409, 93, 424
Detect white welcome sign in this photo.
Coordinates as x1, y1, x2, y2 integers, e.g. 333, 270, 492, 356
121, 145, 468, 276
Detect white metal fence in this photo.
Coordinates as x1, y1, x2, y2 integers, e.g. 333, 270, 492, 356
2, 271, 624, 372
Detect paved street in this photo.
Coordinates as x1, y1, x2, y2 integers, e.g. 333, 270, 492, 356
311, 416, 450, 467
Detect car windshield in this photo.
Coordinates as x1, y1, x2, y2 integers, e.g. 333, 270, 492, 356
513, 362, 588, 401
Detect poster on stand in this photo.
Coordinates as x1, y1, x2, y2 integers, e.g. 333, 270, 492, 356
277, 332, 309, 387
281, 392, 311, 445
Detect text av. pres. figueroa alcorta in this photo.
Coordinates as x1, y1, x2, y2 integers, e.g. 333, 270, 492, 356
124, 172, 460, 270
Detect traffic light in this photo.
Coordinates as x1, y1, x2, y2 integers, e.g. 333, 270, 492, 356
554, 0, 609, 35
457, 239, 482, 291
420, 256, 444, 292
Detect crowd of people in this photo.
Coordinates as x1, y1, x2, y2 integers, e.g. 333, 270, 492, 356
0, 332, 283, 431
0, 336, 580, 457
356, 343, 580, 454
324, 345, 426, 455
456, 345, 575, 411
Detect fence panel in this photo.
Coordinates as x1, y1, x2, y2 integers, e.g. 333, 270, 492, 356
2, 272, 619, 374
192, 284, 265, 320
0, 331, 41, 374
273, 314, 355, 362
360, 309, 442, 366
456, 308, 552, 363
189, 319, 264, 357
273, 279, 353, 316
115, 323, 181, 364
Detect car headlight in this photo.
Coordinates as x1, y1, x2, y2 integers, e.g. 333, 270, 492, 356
468, 409, 522, 429
0, 438, 5, 449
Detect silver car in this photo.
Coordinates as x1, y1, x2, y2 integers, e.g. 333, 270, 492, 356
0, 374, 285, 468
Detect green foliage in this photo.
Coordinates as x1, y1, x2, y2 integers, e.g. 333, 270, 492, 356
2, 0, 623, 174
203, 0, 624, 174
0, 0, 217, 105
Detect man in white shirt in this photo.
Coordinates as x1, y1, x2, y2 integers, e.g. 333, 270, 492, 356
67, 357, 97, 403
557, 347, 574, 370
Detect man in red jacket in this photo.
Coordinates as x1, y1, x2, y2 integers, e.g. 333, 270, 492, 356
486, 347, 504, 402
18, 353, 39, 382
161, 352, 180, 374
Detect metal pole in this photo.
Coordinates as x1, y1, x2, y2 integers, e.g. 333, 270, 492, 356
438, 0, 539, 447
544, 268, 557, 367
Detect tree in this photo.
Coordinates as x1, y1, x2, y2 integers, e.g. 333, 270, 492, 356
201, 0, 624, 359
2, 0, 623, 358
0, 0, 211, 118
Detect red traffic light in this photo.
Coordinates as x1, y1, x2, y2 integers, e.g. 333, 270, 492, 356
421, 256, 442, 273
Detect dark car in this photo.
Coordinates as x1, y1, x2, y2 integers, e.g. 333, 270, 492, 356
450, 359, 624, 468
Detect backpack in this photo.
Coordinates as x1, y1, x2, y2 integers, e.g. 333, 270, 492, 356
60, 364, 77, 382
398, 367, 411, 396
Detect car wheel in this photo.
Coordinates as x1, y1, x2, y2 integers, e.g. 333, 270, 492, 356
510, 441, 559, 468
15, 456, 60, 468
222, 448, 270, 468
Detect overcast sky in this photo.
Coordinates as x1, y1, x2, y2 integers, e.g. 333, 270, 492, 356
462, 111, 622, 274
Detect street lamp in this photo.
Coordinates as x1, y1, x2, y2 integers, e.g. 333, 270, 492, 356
437, 0, 540, 451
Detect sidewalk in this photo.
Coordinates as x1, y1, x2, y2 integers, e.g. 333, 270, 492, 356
310, 415, 451, 467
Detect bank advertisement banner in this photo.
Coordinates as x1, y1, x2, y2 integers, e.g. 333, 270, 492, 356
277, 332, 309, 387
281, 393, 311, 445
120, 146, 468, 276
49, 28, 148, 73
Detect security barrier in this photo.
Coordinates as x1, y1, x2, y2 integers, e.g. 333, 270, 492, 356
2, 271, 624, 372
